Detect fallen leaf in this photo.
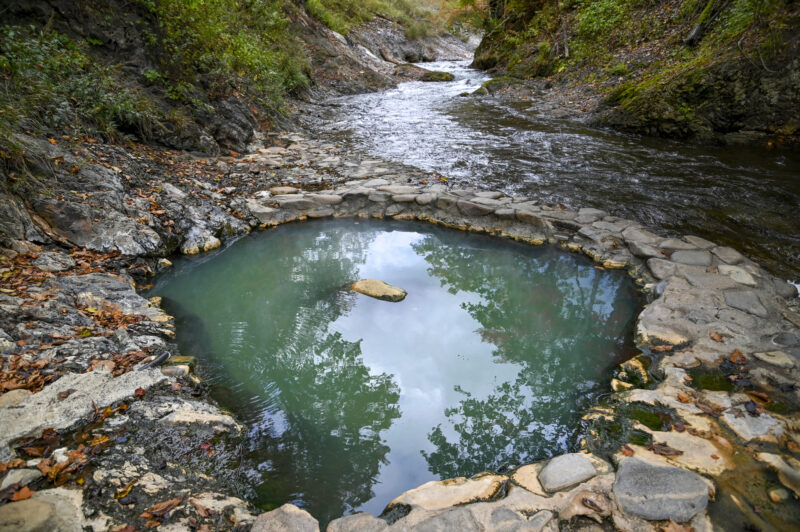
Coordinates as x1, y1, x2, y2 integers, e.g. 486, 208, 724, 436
710, 332, 724, 343
661, 519, 694, 532
146, 497, 183, 517
673, 422, 686, 432
116, 479, 137, 499
621, 444, 635, 457
729, 349, 747, 365
711, 454, 719, 460
47, 138, 58, 145
134, 387, 146, 398
10, 486, 34, 501
746, 390, 770, 404
647, 442, 684, 457
190, 500, 212, 517
652, 344, 674, 352
677, 393, 691, 403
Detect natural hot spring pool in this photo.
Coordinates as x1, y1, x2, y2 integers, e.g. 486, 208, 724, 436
148, 219, 642, 525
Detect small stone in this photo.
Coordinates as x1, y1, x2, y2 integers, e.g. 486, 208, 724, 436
660, 238, 697, 250
161, 365, 189, 377
683, 235, 716, 249
753, 350, 795, 369
157, 258, 172, 269
415, 193, 437, 206
724, 290, 768, 318
0, 468, 42, 490
270, 186, 299, 195
718, 265, 757, 287
647, 258, 676, 280
376, 185, 418, 195
252, 504, 319, 532
538, 453, 596, 492
769, 487, 789, 503
613, 457, 708, 522
352, 280, 407, 302
670, 250, 712, 267
32, 252, 76, 272
712, 246, 745, 264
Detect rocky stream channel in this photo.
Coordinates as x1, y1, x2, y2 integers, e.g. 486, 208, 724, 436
2, 56, 800, 532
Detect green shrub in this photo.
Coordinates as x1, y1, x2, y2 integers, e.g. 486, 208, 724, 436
576, 0, 630, 38
0, 25, 157, 141
137, 0, 309, 107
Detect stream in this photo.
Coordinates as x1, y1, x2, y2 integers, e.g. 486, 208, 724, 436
308, 60, 800, 284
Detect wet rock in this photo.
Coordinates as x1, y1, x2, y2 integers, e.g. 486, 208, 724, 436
389, 475, 505, 511
310, 194, 343, 205
352, 280, 407, 302
629, 241, 663, 258
0, 368, 167, 461
0, 468, 42, 490
721, 406, 783, 443
769, 487, 790, 502
613, 457, 708, 522
538, 453, 596, 492
181, 227, 221, 255
421, 71, 455, 82
660, 238, 697, 250
246, 199, 280, 224
712, 246, 745, 264
130, 396, 241, 434
670, 250, 712, 267
415, 193, 437, 206
757, 453, 800, 497
252, 503, 319, 532
723, 289, 768, 318
754, 350, 795, 368
327, 513, 388, 532
684, 235, 715, 249
773, 332, 800, 346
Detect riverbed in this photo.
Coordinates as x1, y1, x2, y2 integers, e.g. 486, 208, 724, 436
307, 60, 800, 283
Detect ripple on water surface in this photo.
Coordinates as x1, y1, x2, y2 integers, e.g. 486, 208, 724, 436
149, 219, 642, 525
312, 60, 800, 282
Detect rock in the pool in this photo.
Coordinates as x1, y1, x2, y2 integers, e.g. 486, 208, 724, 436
352, 280, 407, 302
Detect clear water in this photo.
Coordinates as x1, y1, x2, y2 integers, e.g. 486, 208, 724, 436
309, 60, 800, 282
149, 219, 641, 525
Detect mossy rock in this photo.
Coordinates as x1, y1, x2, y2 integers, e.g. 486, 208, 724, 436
480, 76, 525, 95
421, 71, 455, 82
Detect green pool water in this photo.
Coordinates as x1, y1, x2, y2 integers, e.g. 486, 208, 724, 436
149, 219, 642, 525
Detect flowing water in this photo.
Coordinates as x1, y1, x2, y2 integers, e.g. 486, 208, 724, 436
149, 219, 641, 525
310, 60, 800, 283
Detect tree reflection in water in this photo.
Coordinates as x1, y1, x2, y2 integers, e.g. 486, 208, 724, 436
411, 235, 639, 478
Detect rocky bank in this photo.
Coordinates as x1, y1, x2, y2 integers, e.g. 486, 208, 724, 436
1, 126, 800, 530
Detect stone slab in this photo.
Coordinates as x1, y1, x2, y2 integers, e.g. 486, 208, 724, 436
538, 453, 596, 492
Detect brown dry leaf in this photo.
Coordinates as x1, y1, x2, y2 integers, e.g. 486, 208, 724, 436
677, 393, 691, 403
652, 345, 674, 352
711, 454, 720, 460
662, 519, 694, 532
647, 442, 684, 457
47, 138, 58, 145
673, 422, 686, 433
695, 401, 722, 417
621, 444, 635, 457
190, 500, 212, 518
145, 519, 161, 528
146, 496, 183, 517
10, 486, 34, 501
788, 441, 800, 453
710, 332, 724, 343
729, 349, 747, 365
746, 390, 770, 404
89, 434, 111, 447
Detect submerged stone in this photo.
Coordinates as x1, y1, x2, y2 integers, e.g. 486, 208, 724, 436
352, 280, 407, 302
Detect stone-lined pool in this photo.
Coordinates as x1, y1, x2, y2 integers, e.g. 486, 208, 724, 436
148, 219, 641, 525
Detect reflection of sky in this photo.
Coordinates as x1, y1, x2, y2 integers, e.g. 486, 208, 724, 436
332, 230, 540, 514
150, 220, 640, 522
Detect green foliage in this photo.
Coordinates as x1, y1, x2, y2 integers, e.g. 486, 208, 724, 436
303, 0, 447, 37
137, 0, 308, 107
0, 25, 157, 145
575, 0, 631, 38
607, 62, 628, 76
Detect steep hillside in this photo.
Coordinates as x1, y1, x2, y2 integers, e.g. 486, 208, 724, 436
467, 0, 800, 145
0, 0, 472, 161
